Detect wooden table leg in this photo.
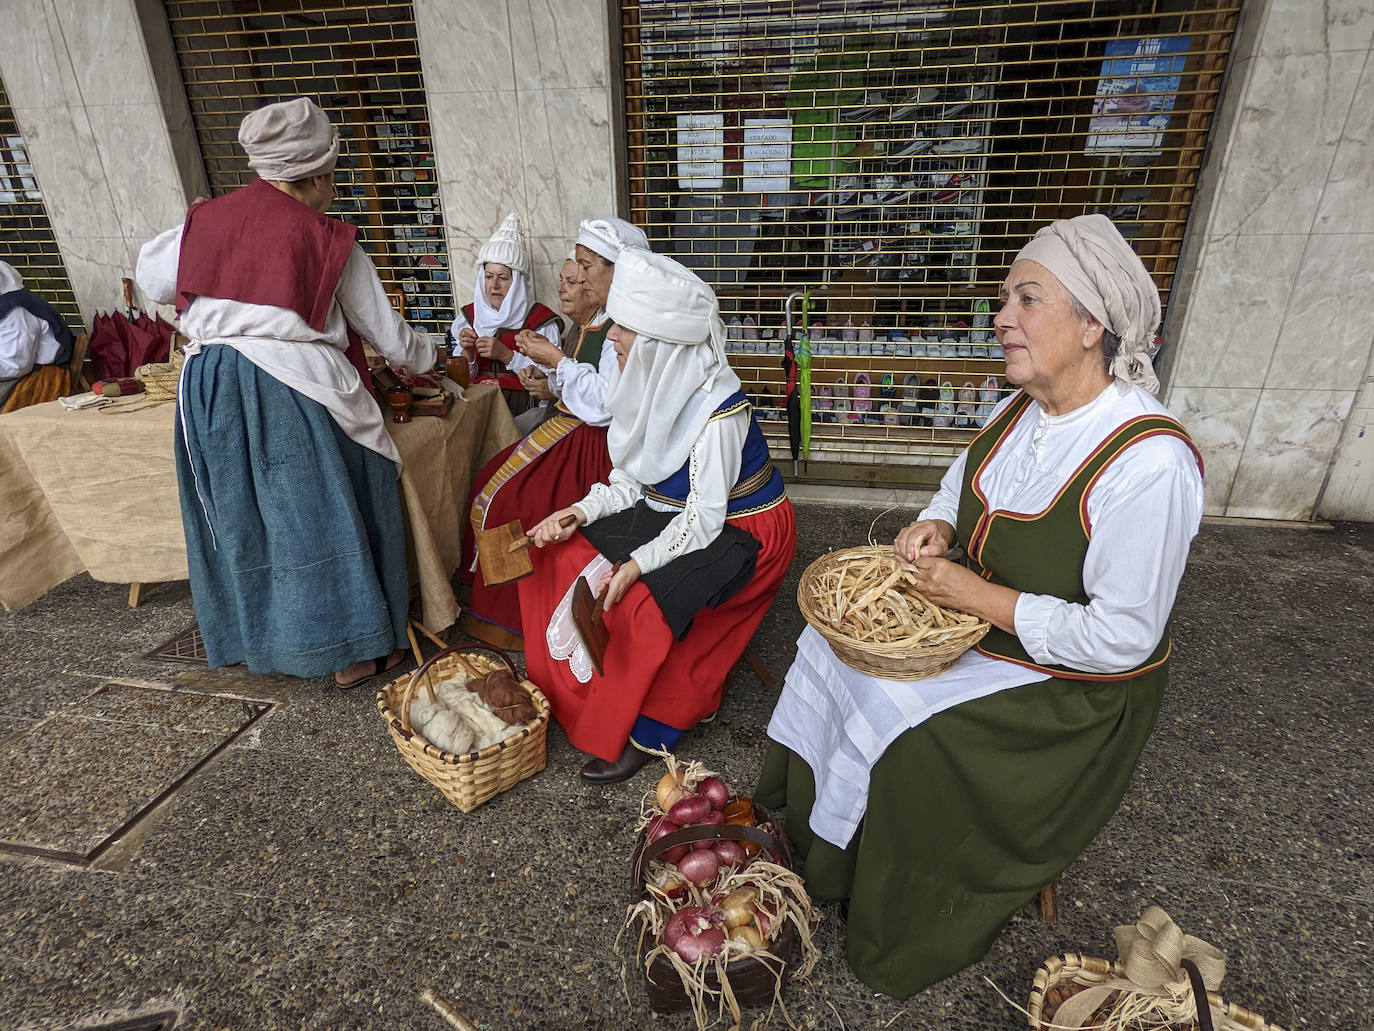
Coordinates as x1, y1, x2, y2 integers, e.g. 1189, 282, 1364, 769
128, 582, 148, 608
1038, 882, 1059, 922
744, 647, 773, 686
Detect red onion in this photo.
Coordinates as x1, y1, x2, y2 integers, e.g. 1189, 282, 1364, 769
712, 840, 746, 867
756, 904, 776, 939
698, 776, 729, 810
702, 809, 724, 827
691, 837, 715, 851
675, 848, 720, 886
660, 843, 689, 864
667, 794, 711, 826
663, 906, 725, 962
646, 815, 679, 843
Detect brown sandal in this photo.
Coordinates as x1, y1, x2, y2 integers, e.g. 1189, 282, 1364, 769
333, 650, 403, 690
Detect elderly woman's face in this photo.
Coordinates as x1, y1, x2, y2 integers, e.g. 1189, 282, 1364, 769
607, 323, 636, 371
483, 263, 514, 309
556, 259, 581, 311
575, 244, 615, 308
995, 259, 1103, 394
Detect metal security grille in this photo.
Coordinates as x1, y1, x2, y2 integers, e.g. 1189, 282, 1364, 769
0, 75, 81, 329
164, 0, 453, 334
622, 0, 1238, 483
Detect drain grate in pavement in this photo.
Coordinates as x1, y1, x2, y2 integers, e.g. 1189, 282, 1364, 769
144, 623, 207, 665
0, 682, 270, 866
78, 1015, 180, 1031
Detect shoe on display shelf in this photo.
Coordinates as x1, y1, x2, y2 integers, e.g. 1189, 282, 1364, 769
971, 298, 992, 342
934, 136, 983, 155
977, 374, 1000, 424
889, 135, 934, 158
898, 374, 922, 425
851, 372, 873, 422
989, 341, 1005, 358
933, 380, 955, 428
929, 221, 974, 237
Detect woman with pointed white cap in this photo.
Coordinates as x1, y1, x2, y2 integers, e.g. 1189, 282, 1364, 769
758, 214, 1204, 998
450, 212, 564, 428
521, 247, 796, 784
461, 217, 648, 649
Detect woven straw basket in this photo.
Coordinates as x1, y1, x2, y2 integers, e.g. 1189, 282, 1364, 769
1027, 953, 1284, 1031
797, 545, 989, 680
376, 644, 549, 812
134, 336, 185, 401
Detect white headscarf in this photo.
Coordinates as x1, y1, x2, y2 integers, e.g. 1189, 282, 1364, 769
0, 261, 22, 294
603, 248, 741, 485
1014, 213, 1163, 393
577, 217, 649, 263
238, 98, 339, 181
466, 265, 531, 338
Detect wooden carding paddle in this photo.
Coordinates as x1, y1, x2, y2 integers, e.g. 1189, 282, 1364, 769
475, 513, 577, 585
570, 561, 621, 676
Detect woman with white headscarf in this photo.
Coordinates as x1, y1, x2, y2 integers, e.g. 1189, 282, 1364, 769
136, 97, 439, 689
758, 214, 1204, 998
461, 217, 647, 650
0, 259, 75, 411
521, 248, 796, 784
450, 212, 563, 427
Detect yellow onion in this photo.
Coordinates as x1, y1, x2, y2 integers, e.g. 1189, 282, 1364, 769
728, 925, 764, 949
718, 885, 760, 929
656, 770, 687, 811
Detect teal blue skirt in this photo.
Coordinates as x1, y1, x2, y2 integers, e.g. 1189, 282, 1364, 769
174, 346, 408, 677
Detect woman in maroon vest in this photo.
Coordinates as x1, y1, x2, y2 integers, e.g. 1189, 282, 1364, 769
135, 97, 439, 689
450, 213, 563, 428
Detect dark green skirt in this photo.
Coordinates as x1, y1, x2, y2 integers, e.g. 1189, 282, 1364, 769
756, 666, 1166, 999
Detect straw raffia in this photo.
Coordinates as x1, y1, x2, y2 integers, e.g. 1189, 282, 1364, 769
376, 649, 549, 812
134, 338, 185, 402
797, 545, 989, 679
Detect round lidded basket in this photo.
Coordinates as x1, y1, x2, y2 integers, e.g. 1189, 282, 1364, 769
376, 644, 549, 812
1027, 953, 1284, 1031
797, 545, 989, 680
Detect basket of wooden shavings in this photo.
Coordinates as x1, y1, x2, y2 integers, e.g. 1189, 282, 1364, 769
797, 545, 989, 680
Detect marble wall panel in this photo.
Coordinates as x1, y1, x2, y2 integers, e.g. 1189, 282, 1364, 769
1318, 379, 1374, 519
1165, 385, 1261, 515
444, 233, 484, 285
57, 236, 137, 318
10, 104, 123, 239
517, 87, 615, 239
1265, 233, 1374, 391
1314, 54, 1374, 233
507, 0, 611, 91
1227, 388, 1357, 519
1258, 0, 1374, 56
1167, 233, 1306, 390
51, 0, 157, 107
0, 0, 84, 111
429, 91, 525, 240
86, 103, 188, 243
414, 0, 516, 95
1208, 51, 1364, 238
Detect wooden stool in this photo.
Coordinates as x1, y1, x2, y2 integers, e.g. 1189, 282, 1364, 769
742, 647, 772, 686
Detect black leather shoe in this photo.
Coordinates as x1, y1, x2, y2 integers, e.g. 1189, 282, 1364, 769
580, 742, 651, 784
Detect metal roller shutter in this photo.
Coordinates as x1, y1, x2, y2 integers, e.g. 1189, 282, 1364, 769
621, 0, 1239, 484
0, 75, 81, 329
163, 0, 453, 335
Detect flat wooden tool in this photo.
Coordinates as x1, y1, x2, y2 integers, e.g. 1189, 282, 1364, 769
571, 561, 621, 676
475, 513, 577, 586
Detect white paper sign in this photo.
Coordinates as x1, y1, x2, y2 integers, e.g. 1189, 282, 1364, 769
676, 113, 724, 190
743, 118, 791, 193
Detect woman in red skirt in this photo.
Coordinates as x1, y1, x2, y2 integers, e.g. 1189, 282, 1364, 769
518, 247, 796, 783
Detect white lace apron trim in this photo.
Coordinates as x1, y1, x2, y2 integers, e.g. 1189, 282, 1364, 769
546, 553, 614, 684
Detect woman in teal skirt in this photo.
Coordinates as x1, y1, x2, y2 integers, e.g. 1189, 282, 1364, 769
759, 214, 1205, 998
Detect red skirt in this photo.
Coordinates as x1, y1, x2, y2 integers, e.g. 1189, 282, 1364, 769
462, 415, 612, 648
518, 499, 796, 760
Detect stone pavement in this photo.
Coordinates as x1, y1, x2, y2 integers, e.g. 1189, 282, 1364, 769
0, 506, 1370, 1031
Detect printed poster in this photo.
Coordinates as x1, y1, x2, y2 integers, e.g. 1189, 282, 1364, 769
742, 118, 792, 193
676, 113, 724, 190
1086, 36, 1190, 154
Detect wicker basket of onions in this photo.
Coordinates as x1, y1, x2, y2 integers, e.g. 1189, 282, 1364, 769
620, 759, 819, 1028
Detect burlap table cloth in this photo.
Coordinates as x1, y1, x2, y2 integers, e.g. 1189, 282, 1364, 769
0, 385, 518, 632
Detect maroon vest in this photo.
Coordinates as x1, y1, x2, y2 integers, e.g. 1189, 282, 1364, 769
176, 178, 372, 389
460, 301, 563, 388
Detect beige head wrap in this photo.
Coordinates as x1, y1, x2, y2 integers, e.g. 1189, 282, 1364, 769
1014, 213, 1162, 393
603, 247, 741, 485
577, 217, 649, 263
239, 98, 339, 181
